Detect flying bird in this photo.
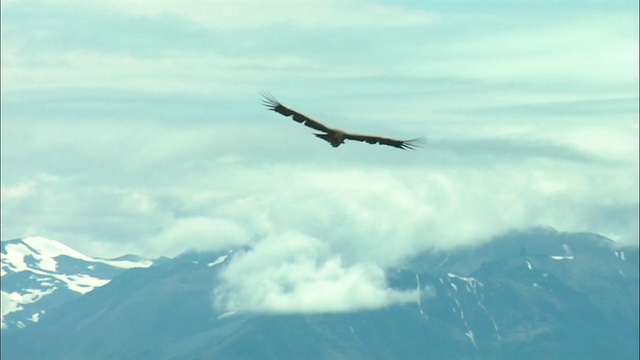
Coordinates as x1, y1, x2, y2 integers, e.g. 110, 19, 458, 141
261, 93, 424, 150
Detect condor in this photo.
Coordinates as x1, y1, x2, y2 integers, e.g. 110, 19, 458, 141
261, 93, 424, 150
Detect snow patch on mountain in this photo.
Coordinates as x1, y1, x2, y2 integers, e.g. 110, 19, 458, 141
415, 273, 429, 320
447, 273, 483, 291
1, 236, 152, 330
550, 243, 575, 260
208, 255, 228, 267
2, 237, 152, 275
550, 255, 574, 260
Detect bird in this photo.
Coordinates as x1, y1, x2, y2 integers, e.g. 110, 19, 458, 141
261, 92, 424, 150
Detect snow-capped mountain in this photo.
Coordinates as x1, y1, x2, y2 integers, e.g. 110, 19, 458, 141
1, 229, 638, 359
1, 236, 152, 330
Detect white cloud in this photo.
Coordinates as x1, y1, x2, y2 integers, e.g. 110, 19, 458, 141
213, 232, 419, 314
2, 124, 637, 259
0, 174, 59, 201
0, 48, 339, 94
1, 182, 36, 201
150, 216, 250, 257
55, 0, 439, 29
407, 12, 638, 83
209, 153, 637, 313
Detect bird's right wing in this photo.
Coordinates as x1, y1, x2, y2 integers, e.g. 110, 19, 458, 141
261, 92, 333, 133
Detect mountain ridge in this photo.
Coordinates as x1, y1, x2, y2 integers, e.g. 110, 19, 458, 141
1, 236, 152, 330
1, 229, 638, 359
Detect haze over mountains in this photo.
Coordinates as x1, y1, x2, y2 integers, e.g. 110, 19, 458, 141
1, 228, 638, 359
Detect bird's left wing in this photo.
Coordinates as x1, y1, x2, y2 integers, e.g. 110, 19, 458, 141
261, 92, 333, 133
343, 132, 425, 150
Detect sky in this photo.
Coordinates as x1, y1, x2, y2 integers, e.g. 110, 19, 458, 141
2, 0, 638, 313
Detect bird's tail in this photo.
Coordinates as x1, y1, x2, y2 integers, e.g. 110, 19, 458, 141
314, 133, 332, 143
314, 133, 342, 148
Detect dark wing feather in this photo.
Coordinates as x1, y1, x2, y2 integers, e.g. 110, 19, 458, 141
261, 92, 333, 133
343, 133, 425, 150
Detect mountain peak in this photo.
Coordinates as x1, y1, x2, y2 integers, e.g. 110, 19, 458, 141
1, 236, 153, 331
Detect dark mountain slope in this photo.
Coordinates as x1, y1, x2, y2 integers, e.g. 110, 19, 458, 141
2, 229, 637, 360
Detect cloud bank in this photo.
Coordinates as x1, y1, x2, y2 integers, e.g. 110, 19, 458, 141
213, 232, 419, 314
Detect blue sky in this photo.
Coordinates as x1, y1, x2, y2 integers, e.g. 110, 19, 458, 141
2, 0, 638, 312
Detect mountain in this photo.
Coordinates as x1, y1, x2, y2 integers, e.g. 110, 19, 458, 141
1, 228, 638, 359
1, 236, 153, 330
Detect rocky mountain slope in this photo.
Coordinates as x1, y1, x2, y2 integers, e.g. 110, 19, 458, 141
1, 229, 637, 359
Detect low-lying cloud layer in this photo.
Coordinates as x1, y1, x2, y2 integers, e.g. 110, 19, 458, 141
213, 232, 420, 314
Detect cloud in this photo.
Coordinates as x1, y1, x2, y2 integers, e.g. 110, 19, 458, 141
3, 2, 635, 103
57, 0, 439, 29
0, 174, 60, 201
213, 232, 419, 314
151, 216, 250, 257
1, 117, 637, 259
418, 12, 639, 83
1, 182, 36, 201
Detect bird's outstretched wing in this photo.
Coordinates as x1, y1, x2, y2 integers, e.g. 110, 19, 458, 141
261, 92, 333, 133
343, 133, 425, 150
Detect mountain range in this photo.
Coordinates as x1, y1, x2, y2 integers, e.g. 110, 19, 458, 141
1, 236, 152, 331
1, 228, 638, 359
